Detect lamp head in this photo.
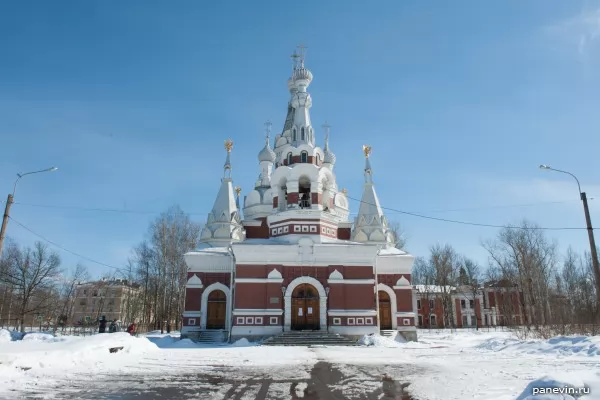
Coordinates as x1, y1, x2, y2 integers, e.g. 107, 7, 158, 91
539, 164, 550, 170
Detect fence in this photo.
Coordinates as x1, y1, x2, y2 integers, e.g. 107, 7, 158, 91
0, 319, 179, 337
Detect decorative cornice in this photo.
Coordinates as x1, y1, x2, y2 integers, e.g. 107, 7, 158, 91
236, 278, 284, 284
232, 309, 283, 316
327, 279, 375, 285
328, 309, 377, 316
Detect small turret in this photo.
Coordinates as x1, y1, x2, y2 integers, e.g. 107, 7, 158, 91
199, 139, 245, 246
351, 145, 395, 247
322, 122, 336, 170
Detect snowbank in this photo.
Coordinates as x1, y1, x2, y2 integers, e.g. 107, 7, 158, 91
0, 329, 25, 342
477, 335, 600, 357
0, 333, 159, 375
516, 370, 600, 400
357, 334, 406, 347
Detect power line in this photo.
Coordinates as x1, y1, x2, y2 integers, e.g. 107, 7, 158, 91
8, 216, 125, 272
6, 197, 583, 216
3, 192, 595, 231
343, 194, 594, 231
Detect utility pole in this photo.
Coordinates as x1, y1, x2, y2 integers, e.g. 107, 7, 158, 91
540, 165, 600, 307
581, 191, 600, 302
0, 194, 14, 258
0, 167, 58, 258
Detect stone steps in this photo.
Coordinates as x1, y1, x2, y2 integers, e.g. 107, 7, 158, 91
262, 331, 357, 347
189, 330, 228, 344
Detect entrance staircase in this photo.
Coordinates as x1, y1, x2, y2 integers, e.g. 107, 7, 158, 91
187, 330, 228, 344
380, 330, 397, 338
262, 330, 357, 346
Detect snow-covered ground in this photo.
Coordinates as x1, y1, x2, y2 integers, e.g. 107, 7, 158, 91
0, 328, 599, 399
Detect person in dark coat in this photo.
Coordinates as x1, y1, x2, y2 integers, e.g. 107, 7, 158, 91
109, 320, 118, 333
98, 316, 107, 333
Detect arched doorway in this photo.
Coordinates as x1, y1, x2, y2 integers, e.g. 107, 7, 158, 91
206, 290, 227, 329
291, 284, 320, 330
378, 291, 392, 330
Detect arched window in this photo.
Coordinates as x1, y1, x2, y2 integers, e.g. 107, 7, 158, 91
292, 128, 296, 142
301, 127, 305, 140
301, 151, 308, 163
287, 152, 292, 165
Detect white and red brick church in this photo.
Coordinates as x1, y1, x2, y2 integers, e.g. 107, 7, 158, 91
181, 48, 417, 342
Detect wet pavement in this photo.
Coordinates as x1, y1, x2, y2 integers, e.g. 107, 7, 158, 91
17, 362, 417, 399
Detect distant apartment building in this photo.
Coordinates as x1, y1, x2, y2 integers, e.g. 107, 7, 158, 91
71, 279, 141, 324
415, 282, 524, 329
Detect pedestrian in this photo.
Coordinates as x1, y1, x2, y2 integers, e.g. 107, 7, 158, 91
98, 316, 107, 334
109, 320, 118, 333
166, 322, 171, 334
126, 322, 136, 336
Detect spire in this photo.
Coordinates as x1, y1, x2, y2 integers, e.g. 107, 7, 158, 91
199, 140, 245, 246
224, 139, 233, 179
351, 145, 394, 247
235, 186, 242, 209
363, 145, 373, 183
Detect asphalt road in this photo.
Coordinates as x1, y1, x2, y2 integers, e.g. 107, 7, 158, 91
16, 362, 417, 400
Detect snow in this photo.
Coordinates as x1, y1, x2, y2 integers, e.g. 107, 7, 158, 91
477, 335, 600, 357
1, 328, 599, 399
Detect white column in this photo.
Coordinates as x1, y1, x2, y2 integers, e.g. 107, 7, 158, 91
319, 297, 327, 330
284, 295, 292, 331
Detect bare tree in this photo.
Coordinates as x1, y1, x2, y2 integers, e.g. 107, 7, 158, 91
53, 264, 89, 333
0, 241, 62, 332
430, 244, 461, 329
459, 257, 482, 330
388, 221, 407, 251
132, 206, 200, 331
483, 220, 557, 331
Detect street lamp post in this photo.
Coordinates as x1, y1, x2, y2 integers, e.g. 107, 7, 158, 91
539, 164, 600, 306
0, 167, 58, 257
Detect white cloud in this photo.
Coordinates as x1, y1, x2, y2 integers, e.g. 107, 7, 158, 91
545, 5, 600, 63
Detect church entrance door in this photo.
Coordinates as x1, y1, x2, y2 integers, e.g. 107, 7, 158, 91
206, 290, 227, 329
378, 291, 393, 330
291, 284, 320, 330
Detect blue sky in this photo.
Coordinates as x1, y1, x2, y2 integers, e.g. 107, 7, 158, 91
1, 0, 599, 278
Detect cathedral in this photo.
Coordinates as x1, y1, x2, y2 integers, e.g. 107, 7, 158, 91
181, 48, 417, 342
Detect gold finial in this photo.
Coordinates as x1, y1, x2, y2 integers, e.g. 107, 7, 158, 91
342, 188, 348, 195
234, 186, 241, 196
224, 139, 234, 152
362, 145, 372, 158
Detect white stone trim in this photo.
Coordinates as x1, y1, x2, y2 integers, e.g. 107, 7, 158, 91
328, 269, 343, 280
284, 276, 327, 331
328, 309, 377, 316
393, 285, 413, 290
232, 309, 283, 316
395, 312, 416, 317
327, 279, 375, 284
187, 274, 204, 288
200, 282, 231, 330
267, 268, 283, 279
235, 278, 284, 283
329, 325, 377, 335
182, 311, 202, 317
378, 283, 398, 329
231, 325, 283, 337
395, 276, 410, 287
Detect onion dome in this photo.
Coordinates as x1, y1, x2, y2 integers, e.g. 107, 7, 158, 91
258, 141, 276, 163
